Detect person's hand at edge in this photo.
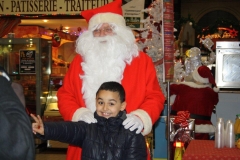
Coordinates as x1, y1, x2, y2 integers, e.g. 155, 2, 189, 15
30, 114, 44, 135
122, 113, 144, 134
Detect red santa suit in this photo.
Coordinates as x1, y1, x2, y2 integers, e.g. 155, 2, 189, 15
170, 66, 219, 140
57, 52, 165, 160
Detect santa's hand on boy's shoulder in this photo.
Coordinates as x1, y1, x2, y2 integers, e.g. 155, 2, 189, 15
78, 110, 97, 124
123, 113, 143, 134
30, 114, 44, 135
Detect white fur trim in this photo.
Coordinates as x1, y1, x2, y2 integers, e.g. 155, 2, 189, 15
72, 108, 91, 122
192, 68, 209, 83
88, 13, 126, 29
195, 124, 215, 133
213, 87, 219, 92
170, 95, 176, 105
130, 109, 152, 136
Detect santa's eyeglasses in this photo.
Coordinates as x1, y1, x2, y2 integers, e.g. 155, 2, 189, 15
93, 27, 113, 35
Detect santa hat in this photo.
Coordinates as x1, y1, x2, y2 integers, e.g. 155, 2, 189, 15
192, 65, 219, 92
81, 0, 126, 29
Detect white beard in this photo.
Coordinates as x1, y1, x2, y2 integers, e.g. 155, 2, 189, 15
75, 26, 139, 112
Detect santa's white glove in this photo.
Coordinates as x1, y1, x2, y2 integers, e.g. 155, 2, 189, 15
78, 110, 97, 124
122, 114, 143, 134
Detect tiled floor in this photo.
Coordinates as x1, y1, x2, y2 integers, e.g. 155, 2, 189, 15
35, 140, 68, 160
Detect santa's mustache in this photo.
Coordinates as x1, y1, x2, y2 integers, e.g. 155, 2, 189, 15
93, 35, 118, 44
94, 36, 109, 43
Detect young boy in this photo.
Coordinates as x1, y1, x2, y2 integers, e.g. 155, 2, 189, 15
31, 81, 147, 160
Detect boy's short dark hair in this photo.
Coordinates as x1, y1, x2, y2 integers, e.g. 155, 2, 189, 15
96, 81, 125, 103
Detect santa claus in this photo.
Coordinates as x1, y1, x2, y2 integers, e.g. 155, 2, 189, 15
57, 0, 165, 159
170, 65, 219, 140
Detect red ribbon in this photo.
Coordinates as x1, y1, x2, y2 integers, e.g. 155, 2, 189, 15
174, 111, 190, 128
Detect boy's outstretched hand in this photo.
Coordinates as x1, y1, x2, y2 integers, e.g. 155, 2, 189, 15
30, 114, 44, 135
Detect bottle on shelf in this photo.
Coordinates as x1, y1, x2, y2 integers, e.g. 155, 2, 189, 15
225, 120, 235, 148
234, 114, 240, 144
215, 118, 224, 148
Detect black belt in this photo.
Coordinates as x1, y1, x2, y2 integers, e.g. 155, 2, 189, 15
170, 110, 211, 121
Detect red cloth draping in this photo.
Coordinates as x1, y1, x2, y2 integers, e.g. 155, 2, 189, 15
0, 17, 21, 37
183, 140, 240, 160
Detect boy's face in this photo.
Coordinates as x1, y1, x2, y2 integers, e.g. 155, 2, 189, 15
96, 90, 126, 119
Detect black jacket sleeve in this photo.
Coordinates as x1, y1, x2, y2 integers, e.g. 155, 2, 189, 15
39, 121, 88, 147
0, 76, 35, 160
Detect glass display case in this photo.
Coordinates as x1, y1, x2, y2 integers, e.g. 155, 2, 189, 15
44, 75, 64, 121
43, 75, 66, 148
0, 38, 52, 116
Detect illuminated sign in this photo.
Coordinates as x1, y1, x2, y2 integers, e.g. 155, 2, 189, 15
0, 0, 145, 29
0, 0, 113, 15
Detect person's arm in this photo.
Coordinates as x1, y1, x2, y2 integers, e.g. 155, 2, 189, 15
0, 71, 35, 160
125, 134, 147, 160
31, 113, 87, 147
45, 121, 87, 147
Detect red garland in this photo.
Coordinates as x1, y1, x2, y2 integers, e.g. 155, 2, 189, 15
174, 111, 190, 128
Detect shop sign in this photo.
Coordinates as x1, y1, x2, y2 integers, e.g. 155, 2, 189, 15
0, 0, 113, 15
19, 50, 36, 74
122, 0, 145, 29
0, 0, 145, 29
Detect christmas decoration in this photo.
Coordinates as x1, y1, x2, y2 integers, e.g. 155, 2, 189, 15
136, 0, 168, 95
175, 15, 240, 38
173, 61, 185, 82
137, 0, 163, 60
173, 38, 216, 82
184, 47, 202, 78
170, 111, 195, 144
77, 27, 82, 32
200, 38, 216, 65
52, 32, 61, 47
